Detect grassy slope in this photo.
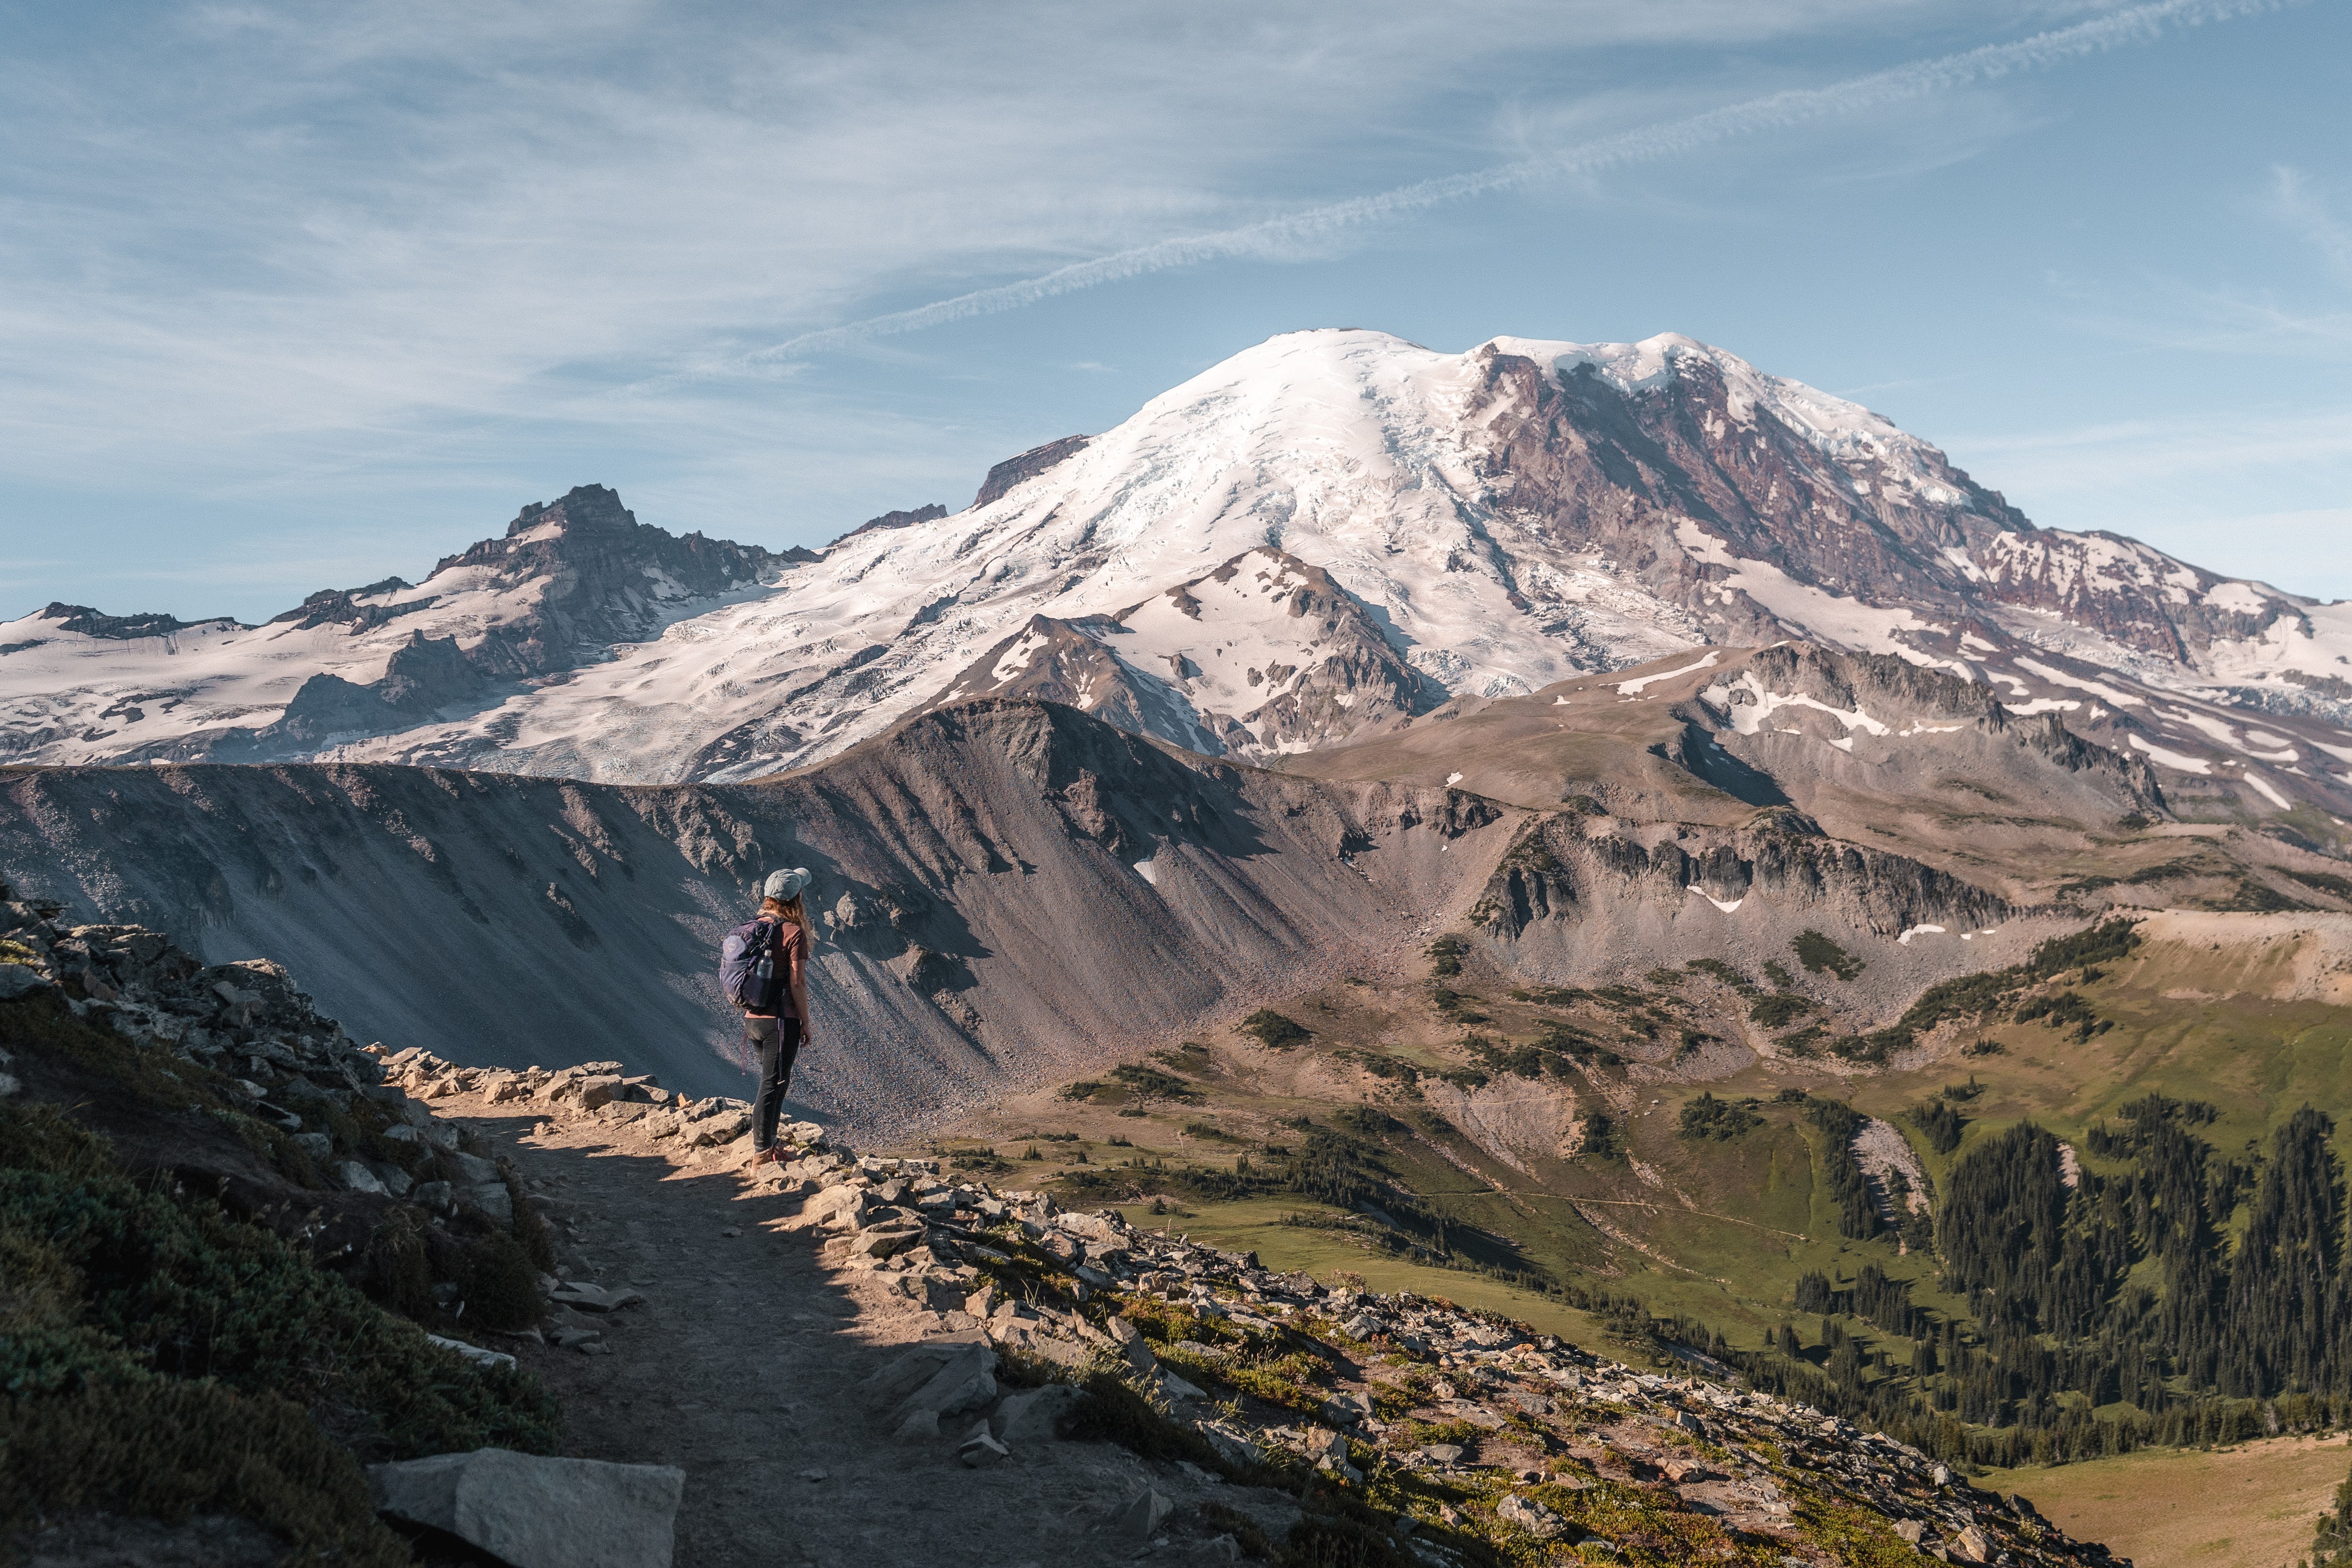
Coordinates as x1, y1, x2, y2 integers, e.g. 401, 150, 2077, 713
1105, 1194, 1623, 1350
944, 908, 2352, 1372
1979, 1434, 2352, 1568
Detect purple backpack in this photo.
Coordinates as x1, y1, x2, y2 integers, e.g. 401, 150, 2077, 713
719, 918, 782, 1012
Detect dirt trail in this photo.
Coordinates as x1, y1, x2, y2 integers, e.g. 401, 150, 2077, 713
446, 1094, 1282, 1568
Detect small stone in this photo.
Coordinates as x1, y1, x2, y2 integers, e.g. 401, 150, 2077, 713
333, 1159, 387, 1194
365, 1449, 683, 1568
1495, 1494, 1568, 1540
1301, 1429, 1349, 1465
721, 1227, 742, 1238
957, 1421, 1010, 1469
1114, 1488, 1173, 1542
992, 1383, 1086, 1444
1894, 1520, 1925, 1544
547, 1283, 646, 1314
0, 966, 54, 1001
427, 1334, 517, 1372
799, 1469, 827, 1482
888, 1344, 998, 1427
863, 1343, 966, 1404
1158, 1370, 1207, 1402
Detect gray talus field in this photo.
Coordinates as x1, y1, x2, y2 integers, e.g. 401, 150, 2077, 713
0, 685, 2049, 1138
0, 700, 1511, 1136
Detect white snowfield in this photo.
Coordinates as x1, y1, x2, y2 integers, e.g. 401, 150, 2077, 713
0, 569, 561, 765
3, 327, 2348, 790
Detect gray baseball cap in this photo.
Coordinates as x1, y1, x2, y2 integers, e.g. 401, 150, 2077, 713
763, 867, 812, 900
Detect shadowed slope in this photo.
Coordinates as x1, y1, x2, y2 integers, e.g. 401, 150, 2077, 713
0, 701, 1513, 1138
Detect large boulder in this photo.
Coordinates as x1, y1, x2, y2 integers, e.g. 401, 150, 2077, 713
366, 1449, 685, 1568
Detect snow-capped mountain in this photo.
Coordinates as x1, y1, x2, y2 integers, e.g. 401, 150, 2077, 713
0, 484, 800, 767
6, 328, 2350, 812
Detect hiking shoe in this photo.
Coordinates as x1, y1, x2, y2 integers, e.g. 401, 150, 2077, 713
748, 1146, 784, 1168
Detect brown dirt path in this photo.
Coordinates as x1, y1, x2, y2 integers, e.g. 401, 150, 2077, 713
444, 1095, 1289, 1568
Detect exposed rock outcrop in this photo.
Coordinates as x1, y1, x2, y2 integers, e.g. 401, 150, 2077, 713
972, 434, 1090, 509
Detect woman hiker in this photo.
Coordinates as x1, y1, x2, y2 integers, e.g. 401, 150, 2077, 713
726, 867, 815, 1165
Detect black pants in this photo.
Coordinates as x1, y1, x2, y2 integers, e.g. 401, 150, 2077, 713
745, 1015, 802, 1150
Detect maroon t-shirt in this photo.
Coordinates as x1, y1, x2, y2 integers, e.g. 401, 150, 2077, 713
747, 922, 805, 1020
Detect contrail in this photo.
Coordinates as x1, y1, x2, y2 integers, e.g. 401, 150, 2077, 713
727, 0, 2291, 372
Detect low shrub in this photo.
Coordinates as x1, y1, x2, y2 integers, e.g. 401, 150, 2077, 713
0, 1071, 562, 1554
0, 1379, 411, 1568
1057, 1369, 1250, 1477
1748, 992, 1814, 1028
1677, 1093, 1762, 1141
1241, 1011, 1310, 1049
1793, 929, 1865, 980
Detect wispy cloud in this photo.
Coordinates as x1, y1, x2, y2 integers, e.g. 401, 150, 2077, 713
8, 0, 2004, 468
1957, 406, 2352, 490
0, 0, 2331, 619
2044, 161, 2352, 362
723, 0, 2291, 372
2273, 165, 2352, 281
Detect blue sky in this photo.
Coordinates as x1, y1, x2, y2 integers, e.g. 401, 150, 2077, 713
3, 0, 2347, 621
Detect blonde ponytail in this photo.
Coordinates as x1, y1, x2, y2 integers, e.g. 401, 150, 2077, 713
759, 893, 815, 947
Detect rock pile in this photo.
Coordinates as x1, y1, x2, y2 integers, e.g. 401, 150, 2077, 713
2, 887, 376, 1088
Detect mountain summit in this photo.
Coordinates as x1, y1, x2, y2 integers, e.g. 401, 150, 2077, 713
4, 331, 2346, 806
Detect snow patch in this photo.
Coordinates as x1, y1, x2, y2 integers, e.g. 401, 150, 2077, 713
1897, 925, 1946, 945
2245, 772, 2292, 810
1673, 522, 1956, 664
1615, 650, 1719, 695
2204, 581, 2271, 614
1715, 671, 1889, 740
2127, 733, 2213, 775
2014, 658, 2146, 708
1687, 887, 1745, 914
